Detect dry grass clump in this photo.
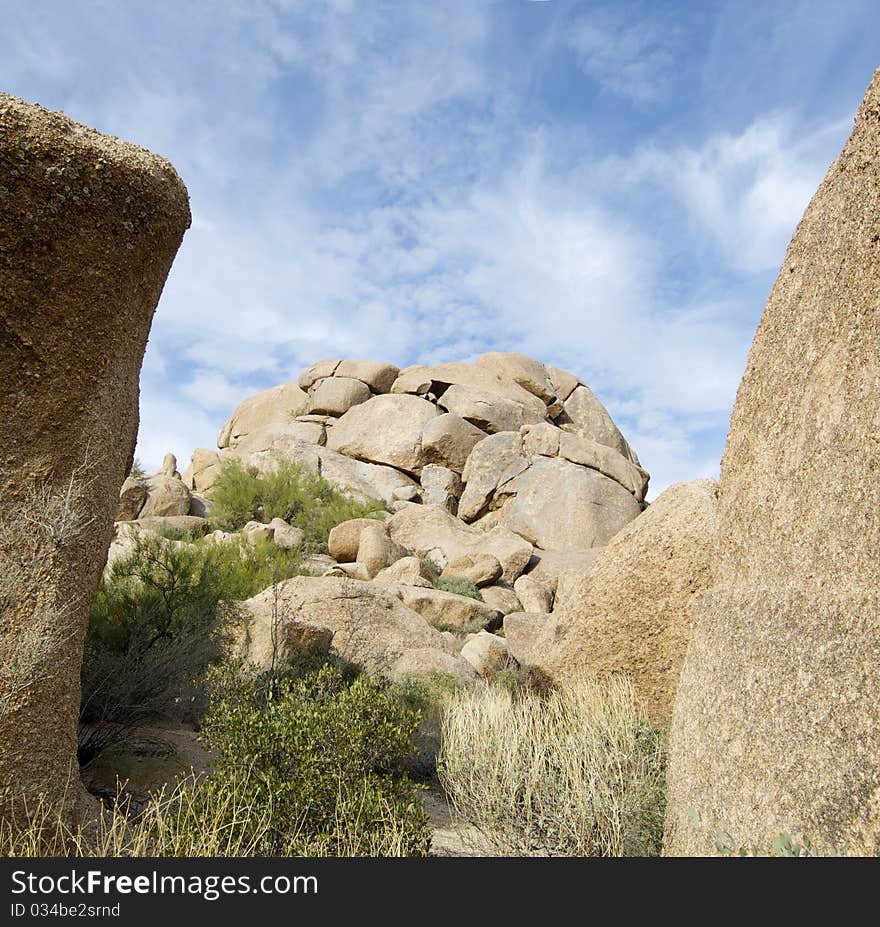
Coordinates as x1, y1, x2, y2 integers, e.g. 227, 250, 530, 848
438, 673, 666, 856
0, 770, 422, 858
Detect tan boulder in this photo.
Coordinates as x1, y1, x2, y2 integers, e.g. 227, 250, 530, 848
324, 562, 372, 581
438, 383, 545, 434
221, 431, 415, 506
325, 393, 440, 474
479, 585, 523, 615
182, 448, 221, 492
393, 585, 498, 633
513, 574, 554, 613
373, 556, 435, 588
355, 522, 408, 578
420, 463, 462, 512
502, 612, 560, 668
441, 553, 502, 587
116, 476, 147, 521
327, 517, 387, 563
138, 474, 192, 518
308, 376, 371, 416
458, 432, 529, 522
523, 548, 601, 594
387, 649, 478, 688
278, 420, 326, 445
665, 72, 880, 857
461, 630, 511, 681
239, 576, 473, 681
521, 422, 648, 501
392, 361, 549, 418
476, 352, 556, 405
502, 457, 641, 550
315, 447, 418, 506
297, 359, 341, 391
545, 364, 580, 402
557, 384, 634, 460
334, 359, 400, 393
536, 479, 718, 723
0, 92, 189, 824
386, 505, 532, 584
420, 413, 486, 472
267, 517, 304, 552
217, 381, 309, 449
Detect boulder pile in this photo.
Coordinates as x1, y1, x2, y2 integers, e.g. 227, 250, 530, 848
115, 352, 649, 687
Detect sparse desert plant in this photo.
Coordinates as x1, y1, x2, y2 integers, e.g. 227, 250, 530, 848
127, 458, 147, 481
199, 661, 431, 856
434, 575, 483, 601
438, 673, 666, 856
207, 459, 384, 552
0, 766, 427, 859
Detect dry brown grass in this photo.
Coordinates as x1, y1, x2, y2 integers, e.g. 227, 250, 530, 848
438, 673, 666, 856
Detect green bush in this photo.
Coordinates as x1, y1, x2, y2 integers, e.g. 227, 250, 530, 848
207, 459, 385, 552
434, 575, 483, 601
79, 533, 258, 765
200, 662, 431, 856
201, 534, 304, 601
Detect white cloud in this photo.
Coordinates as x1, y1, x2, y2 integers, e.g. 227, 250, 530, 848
567, 14, 678, 103
631, 115, 848, 272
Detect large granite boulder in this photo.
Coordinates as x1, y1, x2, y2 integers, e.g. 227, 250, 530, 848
217, 381, 309, 449
537, 479, 718, 722
665, 71, 880, 857
325, 393, 440, 475
239, 576, 476, 683
0, 93, 189, 825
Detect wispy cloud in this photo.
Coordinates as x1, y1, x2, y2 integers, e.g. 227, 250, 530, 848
1, 0, 874, 497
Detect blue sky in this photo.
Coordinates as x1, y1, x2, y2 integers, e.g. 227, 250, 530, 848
3, 1, 878, 496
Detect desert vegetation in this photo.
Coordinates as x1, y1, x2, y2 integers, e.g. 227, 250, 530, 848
208, 459, 385, 549
439, 675, 666, 856
2, 461, 674, 858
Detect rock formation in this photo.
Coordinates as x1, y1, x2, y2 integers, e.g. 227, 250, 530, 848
526, 479, 718, 722
158, 351, 649, 687
664, 70, 880, 856
0, 94, 190, 822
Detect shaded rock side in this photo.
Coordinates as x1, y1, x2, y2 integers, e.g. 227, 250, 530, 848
538, 479, 718, 723
665, 71, 880, 857
0, 93, 190, 822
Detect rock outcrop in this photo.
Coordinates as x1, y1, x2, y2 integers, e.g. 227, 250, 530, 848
532, 479, 718, 722
0, 94, 190, 822
239, 576, 477, 685
161, 351, 648, 713
665, 70, 880, 857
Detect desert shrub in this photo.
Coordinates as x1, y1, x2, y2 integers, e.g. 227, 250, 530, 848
1, 764, 425, 859
438, 674, 666, 857
79, 534, 246, 765
128, 459, 147, 480
208, 459, 384, 552
393, 673, 464, 779
199, 662, 431, 856
434, 575, 483, 601
200, 534, 304, 600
